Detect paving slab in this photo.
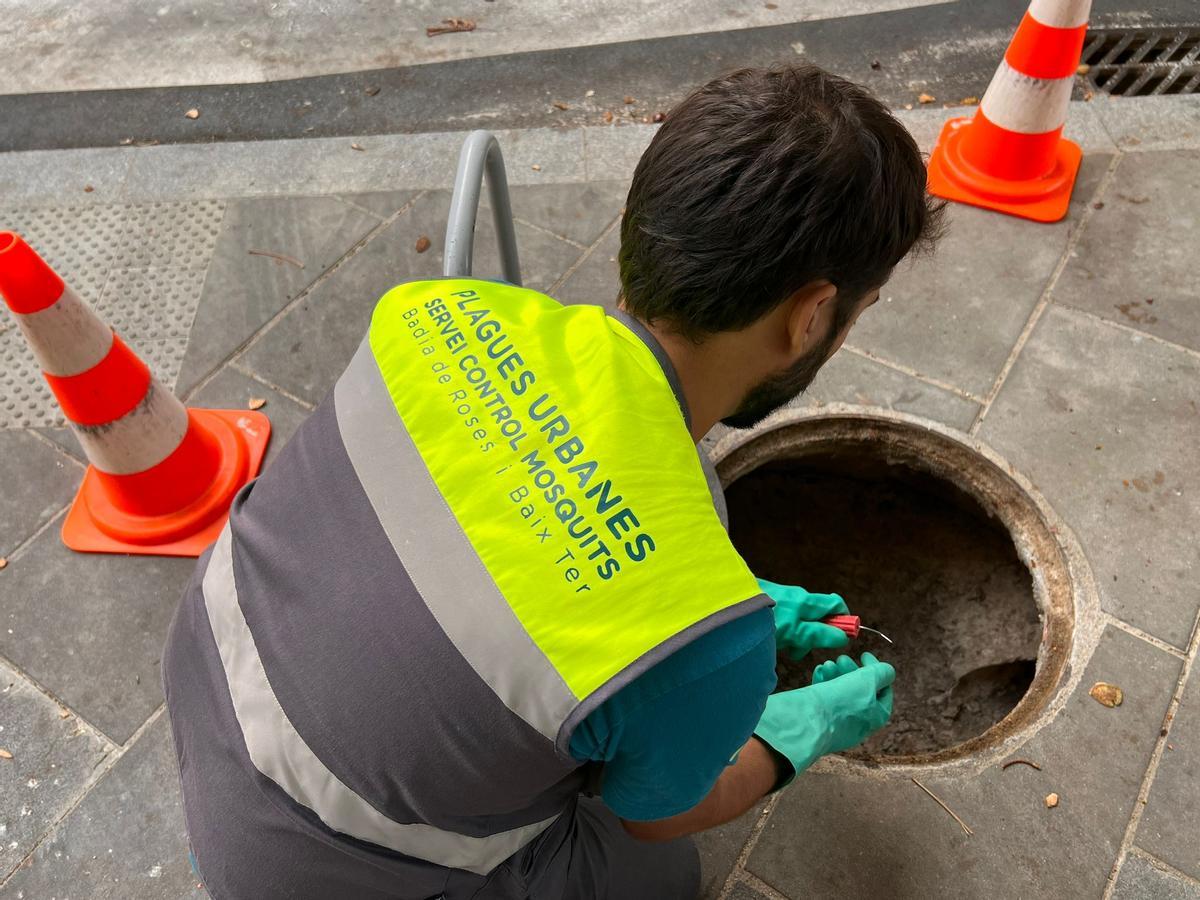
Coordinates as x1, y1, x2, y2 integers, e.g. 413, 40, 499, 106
0, 715, 203, 900
1113, 854, 1200, 900
0, 527, 194, 744
801, 348, 980, 431
747, 627, 1180, 899
1053, 150, 1200, 354
0, 671, 112, 881
694, 801, 766, 899
0, 147, 130, 207
1092, 95, 1200, 153
845, 152, 1111, 399
173, 195, 382, 396
188, 366, 313, 473
0, 430, 81, 556
1137, 668, 1200, 879
584, 124, 657, 183
335, 189, 420, 220
726, 881, 772, 900
551, 224, 621, 310
979, 304, 1200, 649
484, 180, 627, 247
239, 190, 582, 405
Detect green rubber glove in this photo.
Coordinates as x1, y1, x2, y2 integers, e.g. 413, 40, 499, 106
754, 652, 895, 787
757, 578, 851, 660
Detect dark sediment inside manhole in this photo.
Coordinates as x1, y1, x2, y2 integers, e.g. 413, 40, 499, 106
725, 452, 1042, 758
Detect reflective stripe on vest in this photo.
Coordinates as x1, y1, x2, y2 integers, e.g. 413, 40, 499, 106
201, 524, 560, 875
367, 279, 762, 729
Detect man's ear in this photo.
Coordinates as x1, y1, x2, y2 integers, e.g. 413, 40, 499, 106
784, 280, 838, 356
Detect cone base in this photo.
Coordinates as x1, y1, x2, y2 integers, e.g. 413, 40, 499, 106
62, 409, 270, 557
927, 116, 1083, 224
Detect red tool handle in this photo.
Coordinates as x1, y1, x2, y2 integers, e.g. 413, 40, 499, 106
822, 614, 861, 638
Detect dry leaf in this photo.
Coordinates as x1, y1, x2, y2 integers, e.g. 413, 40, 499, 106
83, 185, 95, 193
1077, 64, 1091, 76
765, 1, 778, 7
350, 143, 365, 151
531, 164, 542, 172
918, 93, 936, 104
59, 707, 71, 719
1045, 793, 1059, 808
365, 86, 381, 96
623, 96, 636, 105
247, 398, 267, 411
0, 557, 8, 570
652, 112, 666, 123
1089, 682, 1123, 708
603, 110, 614, 123
553, 101, 569, 111
185, 108, 200, 119
0, 749, 12, 760
415, 235, 432, 253
426, 17, 475, 36
118, 137, 134, 145
960, 96, 979, 105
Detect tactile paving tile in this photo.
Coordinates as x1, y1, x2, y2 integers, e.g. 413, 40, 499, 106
0, 201, 225, 428
94, 267, 208, 342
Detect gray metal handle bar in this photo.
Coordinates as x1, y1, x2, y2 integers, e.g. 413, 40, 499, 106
444, 130, 522, 285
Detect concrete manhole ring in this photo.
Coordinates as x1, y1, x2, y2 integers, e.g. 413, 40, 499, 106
709, 407, 1101, 771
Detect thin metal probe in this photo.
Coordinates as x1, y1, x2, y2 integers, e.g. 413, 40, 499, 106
860, 625, 894, 644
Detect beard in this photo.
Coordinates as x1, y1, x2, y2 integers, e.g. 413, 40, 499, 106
720, 327, 839, 430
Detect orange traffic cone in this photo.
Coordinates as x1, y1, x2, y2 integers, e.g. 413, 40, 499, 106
926, 0, 1091, 222
0, 232, 269, 556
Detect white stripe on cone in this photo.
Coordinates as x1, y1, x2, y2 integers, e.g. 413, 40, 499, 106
1027, 0, 1091, 28
74, 380, 189, 476
979, 61, 1074, 134
13, 285, 113, 377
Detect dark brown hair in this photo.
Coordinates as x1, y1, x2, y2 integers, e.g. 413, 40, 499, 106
619, 65, 944, 339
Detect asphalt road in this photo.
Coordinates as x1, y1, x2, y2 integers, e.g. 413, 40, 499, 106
1, 0, 1196, 152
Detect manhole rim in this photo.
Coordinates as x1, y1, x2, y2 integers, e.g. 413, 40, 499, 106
708, 406, 1101, 773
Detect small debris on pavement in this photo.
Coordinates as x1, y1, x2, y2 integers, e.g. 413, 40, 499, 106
603, 110, 614, 123
185, 108, 200, 119
652, 111, 666, 123
1045, 792, 1059, 808
248, 249, 305, 269
0, 558, 8, 570
912, 777, 973, 835
58, 707, 71, 719
427, 18, 475, 37
904, 103, 914, 110
364, 86, 381, 96
415, 235, 432, 253
248, 398, 267, 411
553, 102, 569, 111
119, 137, 134, 145
1090, 682, 1123, 708
351, 143, 365, 151
1083, 90, 1095, 101
1093, 201, 1105, 210
83, 185, 94, 193
623, 96, 636, 105
765, 1, 779, 8
531, 164, 542, 171
870, 59, 882, 70
0, 749, 12, 760
1077, 64, 1091, 76
585, 89, 595, 97
1001, 758, 1042, 771
959, 96, 979, 105
918, 93, 936, 104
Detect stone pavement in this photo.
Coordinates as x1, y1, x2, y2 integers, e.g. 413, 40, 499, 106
1, 95, 1199, 899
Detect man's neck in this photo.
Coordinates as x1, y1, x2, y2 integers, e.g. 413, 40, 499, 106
642, 320, 749, 443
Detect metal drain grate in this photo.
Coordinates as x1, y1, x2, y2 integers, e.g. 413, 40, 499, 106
1081, 29, 1200, 96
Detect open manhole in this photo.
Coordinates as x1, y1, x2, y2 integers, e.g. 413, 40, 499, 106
716, 415, 1075, 764
1081, 28, 1200, 96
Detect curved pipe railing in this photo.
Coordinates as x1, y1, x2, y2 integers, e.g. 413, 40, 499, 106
443, 130, 522, 285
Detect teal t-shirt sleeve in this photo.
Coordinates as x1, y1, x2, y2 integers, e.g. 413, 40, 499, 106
569, 607, 777, 822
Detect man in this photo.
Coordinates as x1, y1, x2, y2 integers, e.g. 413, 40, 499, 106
163, 64, 942, 899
